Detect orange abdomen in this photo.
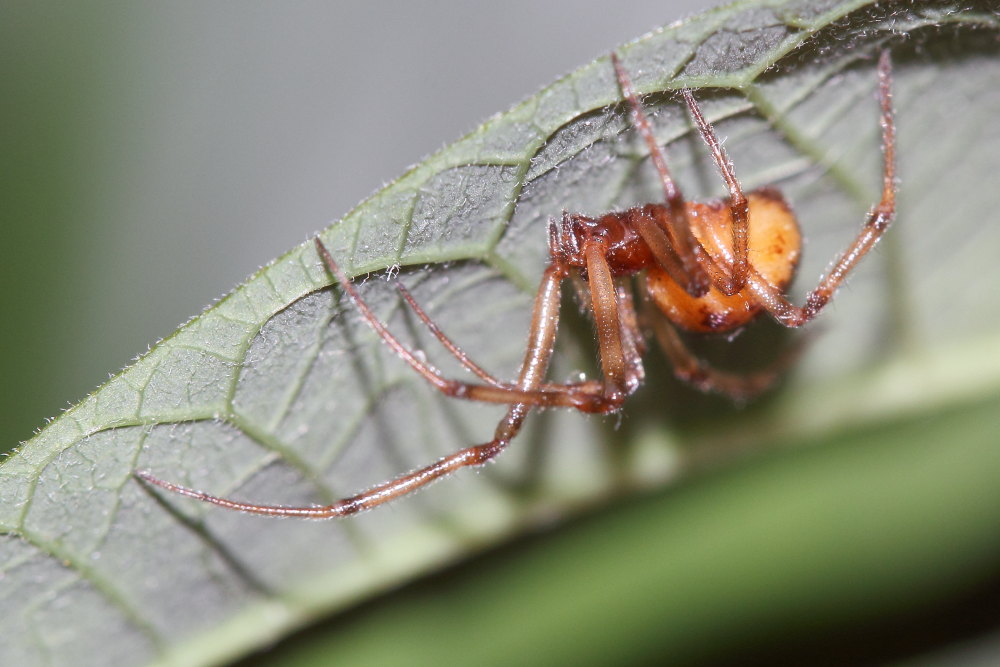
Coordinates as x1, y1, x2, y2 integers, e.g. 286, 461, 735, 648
646, 188, 802, 333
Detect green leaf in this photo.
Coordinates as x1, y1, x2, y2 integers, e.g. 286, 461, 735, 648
3, 1, 1000, 665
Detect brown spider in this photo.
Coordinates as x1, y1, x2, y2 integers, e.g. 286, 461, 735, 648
136, 50, 896, 518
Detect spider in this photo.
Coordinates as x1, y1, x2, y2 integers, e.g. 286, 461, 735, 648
136, 50, 896, 518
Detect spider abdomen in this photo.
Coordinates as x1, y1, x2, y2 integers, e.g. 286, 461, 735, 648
646, 188, 802, 333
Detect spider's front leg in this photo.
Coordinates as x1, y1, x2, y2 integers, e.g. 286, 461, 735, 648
134, 254, 569, 517
611, 52, 710, 297
745, 50, 897, 328
134, 237, 629, 517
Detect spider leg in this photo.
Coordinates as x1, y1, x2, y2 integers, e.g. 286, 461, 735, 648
681, 89, 750, 295
136, 247, 581, 517
616, 281, 647, 384
584, 243, 646, 402
136, 435, 510, 518
313, 239, 614, 412
611, 52, 710, 297
742, 50, 896, 328
393, 279, 634, 399
643, 293, 803, 402
393, 281, 504, 387
395, 281, 612, 399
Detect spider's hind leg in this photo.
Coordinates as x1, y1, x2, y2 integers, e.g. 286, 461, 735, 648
645, 297, 805, 402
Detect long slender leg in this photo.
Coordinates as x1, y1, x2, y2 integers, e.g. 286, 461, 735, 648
311, 240, 616, 412
136, 248, 576, 517
742, 50, 897, 328
394, 281, 504, 387
615, 281, 646, 389
395, 261, 611, 399
134, 442, 506, 518
397, 280, 607, 400
486, 249, 574, 453
681, 89, 750, 295
645, 297, 802, 401
611, 52, 710, 297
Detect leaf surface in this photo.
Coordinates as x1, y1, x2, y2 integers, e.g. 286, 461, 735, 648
3, 1, 1000, 665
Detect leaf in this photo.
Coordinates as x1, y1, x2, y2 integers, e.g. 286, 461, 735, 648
3, 1, 1000, 665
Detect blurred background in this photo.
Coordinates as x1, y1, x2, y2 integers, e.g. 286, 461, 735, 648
0, 1, 716, 454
